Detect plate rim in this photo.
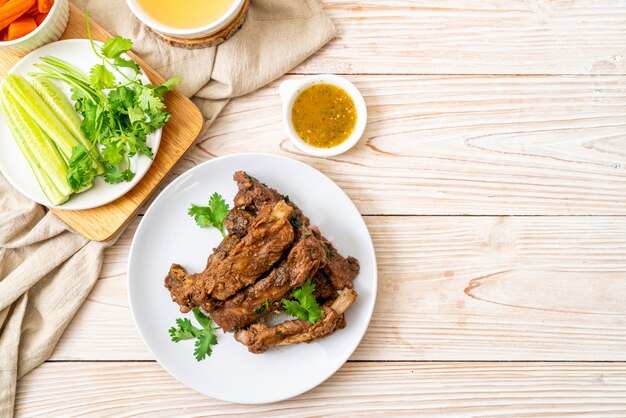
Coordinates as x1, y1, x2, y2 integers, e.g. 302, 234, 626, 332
127, 152, 378, 404
0, 38, 162, 211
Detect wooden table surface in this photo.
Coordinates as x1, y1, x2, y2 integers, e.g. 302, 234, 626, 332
15, 1, 626, 416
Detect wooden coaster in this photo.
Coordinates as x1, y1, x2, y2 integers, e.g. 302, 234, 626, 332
149, 0, 250, 49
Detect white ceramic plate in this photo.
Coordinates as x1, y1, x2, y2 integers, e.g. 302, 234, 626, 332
128, 153, 377, 404
0, 39, 162, 210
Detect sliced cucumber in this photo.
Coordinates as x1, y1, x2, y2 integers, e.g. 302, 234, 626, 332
4, 74, 78, 162
0, 85, 72, 202
8, 124, 69, 206
29, 75, 104, 175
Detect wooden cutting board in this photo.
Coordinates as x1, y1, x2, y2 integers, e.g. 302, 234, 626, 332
0, 4, 204, 241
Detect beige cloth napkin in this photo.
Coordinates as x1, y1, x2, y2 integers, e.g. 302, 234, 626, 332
0, 1, 335, 415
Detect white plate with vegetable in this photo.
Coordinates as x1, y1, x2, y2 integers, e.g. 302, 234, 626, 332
128, 153, 377, 404
0, 35, 178, 210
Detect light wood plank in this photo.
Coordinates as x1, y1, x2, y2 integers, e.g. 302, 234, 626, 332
301, 0, 626, 75
168, 74, 626, 215
50, 215, 626, 361
16, 362, 626, 416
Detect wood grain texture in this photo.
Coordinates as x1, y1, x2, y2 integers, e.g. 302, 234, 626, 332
50, 215, 626, 361
166, 74, 626, 215
15, 362, 626, 416
0, 5, 204, 241
300, 0, 626, 75
11, 1, 626, 414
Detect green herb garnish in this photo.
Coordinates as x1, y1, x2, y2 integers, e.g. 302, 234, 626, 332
169, 307, 219, 361
282, 279, 324, 324
289, 214, 302, 229
253, 299, 271, 315
325, 245, 335, 261
188, 192, 230, 237
66, 144, 97, 191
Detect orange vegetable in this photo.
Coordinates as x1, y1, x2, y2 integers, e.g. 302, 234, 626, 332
33, 10, 45, 25
0, 0, 9, 7
6, 15, 35, 40
36, 0, 51, 13
0, 0, 36, 31
25, 2, 37, 15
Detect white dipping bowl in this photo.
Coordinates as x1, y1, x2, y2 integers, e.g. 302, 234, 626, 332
125, 0, 245, 39
279, 74, 367, 157
0, 0, 69, 54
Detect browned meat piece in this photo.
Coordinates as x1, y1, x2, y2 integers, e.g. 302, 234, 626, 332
165, 200, 295, 312
165, 232, 244, 313
233, 171, 360, 288
233, 171, 270, 209
277, 289, 355, 346
233, 171, 308, 221
321, 239, 360, 290
210, 233, 327, 332
224, 208, 255, 235
208, 200, 295, 300
311, 271, 339, 302
233, 171, 310, 239
234, 288, 357, 354
166, 207, 257, 313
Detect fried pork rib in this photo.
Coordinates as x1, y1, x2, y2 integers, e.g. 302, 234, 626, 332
311, 270, 339, 303
321, 237, 360, 290
234, 288, 358, 354
166, 231, 244, 313
209, 201, 295, 300
165, 200, 295, 312
233, 172, 307, 223
210, 233, 327, 332
165, 171, 361, 353
224, 208, 255, 235
233, 171, 360, 289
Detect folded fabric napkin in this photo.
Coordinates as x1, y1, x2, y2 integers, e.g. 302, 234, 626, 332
0, 1, 335, 415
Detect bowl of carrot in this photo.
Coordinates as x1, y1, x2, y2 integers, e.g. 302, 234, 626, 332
0, 0, 68, 53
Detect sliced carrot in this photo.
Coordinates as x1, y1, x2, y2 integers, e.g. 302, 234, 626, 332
6, 15, 35, 40
25, 2, 37, 15
33, 10, 45, 25
0, 0, 9, 7
36, 0, 51, 13
0, 0, 36, 31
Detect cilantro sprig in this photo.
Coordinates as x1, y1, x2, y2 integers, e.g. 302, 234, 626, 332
282, 279, 325, 324
169, 307, 220, 361
188, 192, 230, 237
66, 144, 97, 191
30, 11, 180, 190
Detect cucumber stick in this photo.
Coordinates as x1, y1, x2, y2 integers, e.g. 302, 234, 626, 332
29, 75, 104, 175
0, 87, 71, 204
5, 116, 69, 206
4, 74, 79, 162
